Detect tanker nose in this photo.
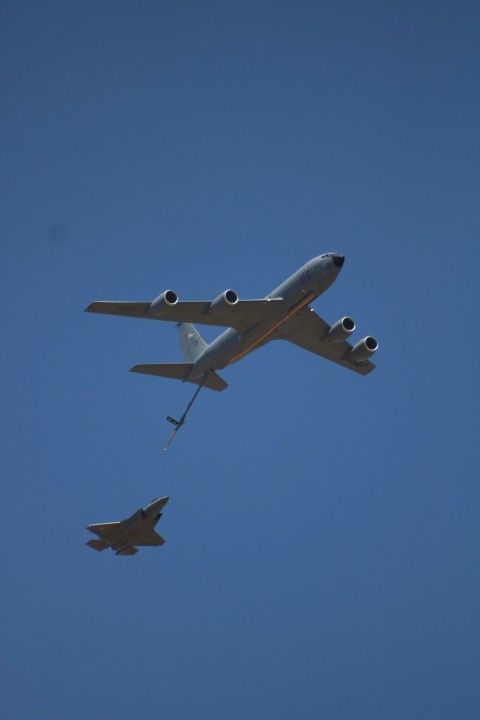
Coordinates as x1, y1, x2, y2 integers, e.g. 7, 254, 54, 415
333, 254, 345, 268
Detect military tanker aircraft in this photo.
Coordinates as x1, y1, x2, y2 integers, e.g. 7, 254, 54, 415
85, 253, 378, 390
85, 254, 378, 448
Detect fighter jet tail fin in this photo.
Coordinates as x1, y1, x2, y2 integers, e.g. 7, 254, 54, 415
177, 322, 208, 362
130, 363, 228, 391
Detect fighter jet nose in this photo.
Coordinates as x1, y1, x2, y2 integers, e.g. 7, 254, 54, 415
333, 254, 345, 268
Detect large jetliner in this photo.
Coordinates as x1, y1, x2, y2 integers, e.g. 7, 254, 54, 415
85, 253, 378, 393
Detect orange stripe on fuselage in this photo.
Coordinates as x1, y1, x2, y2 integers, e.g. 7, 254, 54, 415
228, 291, 314, 364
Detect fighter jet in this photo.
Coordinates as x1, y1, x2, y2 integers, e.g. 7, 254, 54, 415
86, 497, 169, 555
85, 254, 378, 391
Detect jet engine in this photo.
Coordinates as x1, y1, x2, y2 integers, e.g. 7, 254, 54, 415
149, 289, 178, 316
325, 316, 355, 342
209, 289, 238, 315
348, 336, 378, 363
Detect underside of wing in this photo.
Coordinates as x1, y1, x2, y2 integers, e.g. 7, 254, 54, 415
85, 298, 284, 332
276, 307, 376, 376
136, 529, 166, 547
85, 301, 151, 318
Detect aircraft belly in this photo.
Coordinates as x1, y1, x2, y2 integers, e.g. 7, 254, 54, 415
191, 329, 247, 373
110, 522, 146, 549
224, 294, 320, 364
269, 262, 334, 304
109, 531, 131, 550
223, 323, 280, 365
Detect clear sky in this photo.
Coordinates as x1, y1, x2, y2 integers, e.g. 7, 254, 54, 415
1, 1, 479, 718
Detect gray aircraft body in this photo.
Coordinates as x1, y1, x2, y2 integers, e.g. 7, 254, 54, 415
85, 253, 378, 391
86, 497, 169, 555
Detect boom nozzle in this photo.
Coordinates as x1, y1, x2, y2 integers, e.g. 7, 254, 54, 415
163, 378, 207, 453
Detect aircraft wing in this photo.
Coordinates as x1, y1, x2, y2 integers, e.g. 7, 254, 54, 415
87, 521, 121, 539
136, 529, 166, 547
85, 298, 284, 332
276, 306, 376, 376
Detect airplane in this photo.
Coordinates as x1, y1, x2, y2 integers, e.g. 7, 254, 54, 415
86, 496, 169, 555
85, 253, 378, 394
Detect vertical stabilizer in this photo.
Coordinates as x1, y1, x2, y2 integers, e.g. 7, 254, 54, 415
177, 322, 208, 362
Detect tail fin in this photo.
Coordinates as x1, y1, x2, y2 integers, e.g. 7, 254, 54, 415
177, 322, 208, 362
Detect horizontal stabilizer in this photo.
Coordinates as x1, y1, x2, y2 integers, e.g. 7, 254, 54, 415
115, 546, 139, 556
130, 364, 228, 392
86, 538, 109, 552
196, 372, 228, 392
130, 362, 193, 381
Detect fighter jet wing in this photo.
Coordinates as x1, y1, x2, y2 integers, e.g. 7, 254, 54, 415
137, 529, 166, 547
87, 521, 121, 539
276, 306, 376, 376
85, 298, 284, 332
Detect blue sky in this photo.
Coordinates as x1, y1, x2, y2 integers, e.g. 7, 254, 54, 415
1, 1, 479, 718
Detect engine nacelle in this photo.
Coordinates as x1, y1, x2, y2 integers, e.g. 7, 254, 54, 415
149, 289, 178, 316
209, 289, 238, 315
348, 336, 378, 363
325, 316, 355, 343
